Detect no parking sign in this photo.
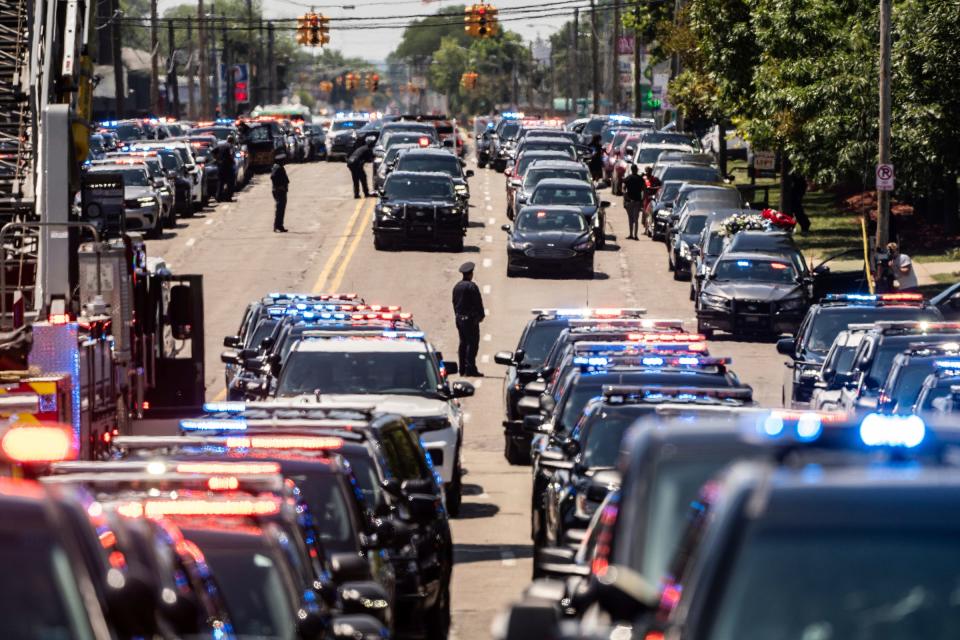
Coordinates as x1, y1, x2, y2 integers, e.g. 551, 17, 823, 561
876, 164, 895, 191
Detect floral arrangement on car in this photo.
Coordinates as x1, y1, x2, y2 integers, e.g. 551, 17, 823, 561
760, 208, 797, 230
719, 209, 798, 237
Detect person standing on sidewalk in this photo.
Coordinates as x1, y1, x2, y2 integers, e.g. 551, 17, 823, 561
270, 153, 289, 233
622, 165, 646, 240
887, 242, 919, 292
346, 139, 374, 198
452, 261, 485, 377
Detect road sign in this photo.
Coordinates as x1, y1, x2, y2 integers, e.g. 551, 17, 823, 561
754, 150, 776, 172
876, 164, 894, 191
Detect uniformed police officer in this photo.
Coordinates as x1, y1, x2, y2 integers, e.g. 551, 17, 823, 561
270, 153, 289, 233
346, 138, 374, 199
452, 261, 485, 377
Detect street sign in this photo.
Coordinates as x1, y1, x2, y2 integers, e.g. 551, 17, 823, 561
876, 164, 895, 191
754, 150, 776, 172
617, 36, 634, 55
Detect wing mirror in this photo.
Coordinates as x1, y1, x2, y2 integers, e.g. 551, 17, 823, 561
501, 224, 512, 233
494, 350, 515, 365
220, 350, 240, 365
404, 493, 439, 524
330, 553, 372, 583
524, 381, 547, 396
600, 201, 611, 208
539, 393, 556, 415
223, 335, 241, 348
776, 337, 796, 356
516, 396, 541, 417
465, 169, 474, 178
451, 380, 475, 398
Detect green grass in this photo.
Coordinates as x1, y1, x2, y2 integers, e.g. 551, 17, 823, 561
909, 248, 960, 264
932, 271, 960, 284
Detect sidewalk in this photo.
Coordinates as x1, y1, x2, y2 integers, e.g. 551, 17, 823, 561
914, 260, 960, 286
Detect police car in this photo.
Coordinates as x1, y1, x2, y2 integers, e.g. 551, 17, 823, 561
273, 330, 473, 515
374, 171, 467, 251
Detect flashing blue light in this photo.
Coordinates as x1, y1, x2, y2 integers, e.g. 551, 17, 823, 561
301, 311, 315, 319
762, 414, 785, 437
935, 360, 960, 369
678, 356, 699, 366
180, 418, 247, 432
502, 112, 524, 119
202, 402, 246, 413
736, 260, 751, 268
573, 356, 609, 367
296, 303, 308, 310
642, 356, 664, 366
796, 413, 823, 441
608, 114, 634, 122
826, 293, 878, 302
215, 118, 234, 124
677, 393, 698, 401
859, 413, 925, 448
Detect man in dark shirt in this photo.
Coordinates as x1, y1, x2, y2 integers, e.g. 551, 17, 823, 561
270, 154, 289, 232
622, 164, 646, 240
451, 261, 485, 377
346, 139, 374, 198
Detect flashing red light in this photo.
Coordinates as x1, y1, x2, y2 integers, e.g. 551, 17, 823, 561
628, 333, 705, 342
207, 476, 240, 491
117, 498, 281, 518
175, 461, 281, 475
142, 401, 151, 410
225, 435, 344, 451
770, 262, 789, 270
48, 313, 70, 325
881, 293, 924, 301
1, 424, 76, 463
418, 137, 430, 147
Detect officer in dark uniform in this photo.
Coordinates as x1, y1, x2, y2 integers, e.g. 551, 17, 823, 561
452, 261, 485, 376
270, 153, 289, 232
346, 139, 374, 198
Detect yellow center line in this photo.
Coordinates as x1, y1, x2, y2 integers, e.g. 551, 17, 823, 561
311, 197, 367, 293
328, 200, 373, 293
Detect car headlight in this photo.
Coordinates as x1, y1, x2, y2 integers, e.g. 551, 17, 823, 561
378, 205, 394, 217
508, 240, 532, 251
701, 292, 728, 308
138, 196, 157, 205
574, 240, 594, 251
411, 416, 451, 433
454, 184, 468, 195
656, 209, 672, 219
779, 297, 806, 311
679, 241, 691, 259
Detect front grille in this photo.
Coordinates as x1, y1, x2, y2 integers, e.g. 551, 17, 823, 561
526, 247, 576, 259
405, 206, 435, 222
410, 416, 449, 432
124, 199, 148, 209
735, 300, 771, 315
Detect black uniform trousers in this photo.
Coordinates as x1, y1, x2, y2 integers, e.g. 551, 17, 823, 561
273, 190, 287, 230
456, 317, 481, 374
350, 164, 369, 197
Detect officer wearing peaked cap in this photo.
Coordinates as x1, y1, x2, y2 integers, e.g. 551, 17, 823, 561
452, 261, 485, 377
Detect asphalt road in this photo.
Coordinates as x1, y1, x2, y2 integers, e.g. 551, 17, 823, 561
141, 157, 786, 639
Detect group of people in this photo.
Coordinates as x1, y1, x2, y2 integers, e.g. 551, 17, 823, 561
621, 164, 660, 240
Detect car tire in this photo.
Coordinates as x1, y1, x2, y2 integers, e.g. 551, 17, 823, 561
147, 214, 163, 239
445, 454, 462, 517
689, 285, 696, 301
424, 585, 451, 640
373, 233, 389, 251
506, 264, 520, 278
697, 319, 714, 339
504, 435, 530, 465
673, 265, 685, 281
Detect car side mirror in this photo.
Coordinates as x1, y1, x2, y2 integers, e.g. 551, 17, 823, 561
494, 350, 515, 366
561, 438, 580, 457
223, 335, 241, 348
539, 393, 556, 415
330, 553, 372, 583
524, 380, 546, 396
465, 169, 474, 178
776, 337, 796, 356
220, 350, 240, 365
516, 396, 541, 417
501, 224, 512, 233
522, 415, 546, 434
443, 360, 459, 375
381, 477, 402, 497
813, 264, 831, 276
405, 493, 438, 524
451, 380, 475, 398
600, 201, 611, 208
297, 608, 328, 640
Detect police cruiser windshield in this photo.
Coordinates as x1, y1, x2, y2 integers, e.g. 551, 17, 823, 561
516, 210, 586, 232
396, 155, 461, 177
277, 345, 441, 396
384, 176, 454, 200
90, 166, 150, 186
713, 259, 797, 284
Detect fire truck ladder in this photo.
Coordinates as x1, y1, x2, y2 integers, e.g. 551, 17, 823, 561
0, 0, 38, 322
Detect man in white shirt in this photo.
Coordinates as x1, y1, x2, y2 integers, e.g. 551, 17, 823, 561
887, 242, 919, 292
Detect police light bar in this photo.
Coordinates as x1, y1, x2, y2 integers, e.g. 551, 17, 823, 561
871, 321, 960, 333
573, 341, 708, 355
268, 292, 360, 302
502, 112, 525, 119
301, 328, 423, 339
627, 332, 705, 342
0, 424, 77, 464
531, 308, 647, 318
214, 118, 235, 125
572, 355, 729, 369
823, 293, 925, 304
567, 319, 680, 330
174, 461, 281, 475
225, 435, 344, 450
859, 413, 926, 448
934, 359, 960, 371
117, 497, 282, 519
200, 401, 375, 415
602, 385, 753, 405
180, 418, 247, 432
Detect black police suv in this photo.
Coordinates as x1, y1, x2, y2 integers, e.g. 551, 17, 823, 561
374, 171, 467, 251
502, 206, 596, 277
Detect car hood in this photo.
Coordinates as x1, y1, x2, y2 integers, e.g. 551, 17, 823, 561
282, 393, 452, 418
704, 280, 805, 301
512, 229, 591, 247
125, 186, 153, 198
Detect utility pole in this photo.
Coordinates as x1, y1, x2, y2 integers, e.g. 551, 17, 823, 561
167, 20, 180, 118
267, 23, 276, 105
150, 0, 160, 114
257, 20, 265, 107
223, 18, 233, 116
186, 17, 196, 120
633, 1, 642, 117
110, 0, 124, 117
875, 0, 892, 253
571, 9, 579, 116
612, 0, 620, 113
198, 0, 209, 119
211, 13, 221, 116
590, 0, 599, 113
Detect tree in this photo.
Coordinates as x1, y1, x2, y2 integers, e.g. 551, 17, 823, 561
392, 5, 471, 61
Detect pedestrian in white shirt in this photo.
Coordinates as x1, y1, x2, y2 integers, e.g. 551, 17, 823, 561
887, 242, 919, 292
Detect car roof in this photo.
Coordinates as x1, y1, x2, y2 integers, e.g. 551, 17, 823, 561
533, 178, 593, 188
718, 251, 796, 262
398, 148, 458, 158
517, 204, 588, 216
527, 160, 586, 169
387, 170, 454, 181
293, 337, 426, 353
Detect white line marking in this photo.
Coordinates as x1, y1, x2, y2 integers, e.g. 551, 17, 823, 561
485, 205, 493, 211
483, 235, 492, 243
501, 551, 517, 567
483, 334, 492, 342
205, 218, 214, 225
478, 492, 490, 499
482, 284, 491, 294
480, 354, 490, 363
185, 238, 196, 248
463, 412, 472, 423
488, 217, 495, 225
482, 258, 492, 268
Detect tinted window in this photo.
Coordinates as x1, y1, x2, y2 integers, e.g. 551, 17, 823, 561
518, 323, 567, 367
580, 409, 639, 468
525, 168, 589, 189
278, 349, 440, 396
287, 473, 358, 551
247, 126, 271, 142
659, 165, 722, 183
384, 175, 454, 200
500, 122, 521, 139
516, 209, 586, 232
583, 119, 607, 137
339, 451, 382, 506
382, 428, 426, 481
805, 307, 940, 354
396, 155, 460, 176
681, 214, 709, 235
713, 259, 797, 284
92, 167, 149, 186
531, 186, 595, 206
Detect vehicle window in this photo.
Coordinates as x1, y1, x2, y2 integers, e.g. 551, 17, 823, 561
92, 167, 149, 186
245, 318, 278, 350
886, 362, 937, 412
500, 122, 521, 139
583, 119, 607, 137
659, 165, 722, 183
681, 214, 709, 235
89, 137, 105, 154
516, 209, 586, 232
580, 409, 638, 468
396, 156, 460, 176
518, 323, 567, 367
113, 124, 142, 141
713, 259, 797, 284
198, 543, 296, 639
277, 349, 441, 396
248, 126, 271, 142
531, 186, 595, 206
524, 142, 575, 157
287, 473, 358, 551
707, 528, 960, 640
384, 176, 454, 200
919, 382, 955, 410
525, 169, 588, 188
384, 133, 430, 149
806, 308, 941, 354
339, 451, 382, 507
385, 146, 413, 163
707, 233, 725, 255
194, 128, 232, 141
825, 345, 858, 376
867, 338, 958, 389
0, 535, 94, 640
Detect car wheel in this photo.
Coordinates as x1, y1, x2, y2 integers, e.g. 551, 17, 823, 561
424, 585, 451, 640
373, 233, 389, 251
506, 264, 520, 278
697, 319, 714, 339
445, 454, 462, 517
673, 263, 685, 281
689, 285, 696, 301
147, 214, 163, 239
504, 435, 531, 465
450, 237, 464, 252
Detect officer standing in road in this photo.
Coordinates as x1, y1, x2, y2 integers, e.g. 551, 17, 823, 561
347, 138, 375, 198
216, 140, 236, 202
270, 153, 289, 233
452, 261, 485, 377
622, 165, 646, 240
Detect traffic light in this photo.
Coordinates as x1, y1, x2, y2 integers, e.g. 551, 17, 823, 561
345, 72, 357, 91
234, 80, 248, 104
296, 15, 311, 46
465, 4, 498, 38
368, 73, 380, 92
318, 14, 330, 46
461, 71, 479, 89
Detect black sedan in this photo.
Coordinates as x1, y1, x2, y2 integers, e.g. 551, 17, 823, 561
527, 178, 610, 248
696, 252, 811, 337
502, 206, 595, 277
